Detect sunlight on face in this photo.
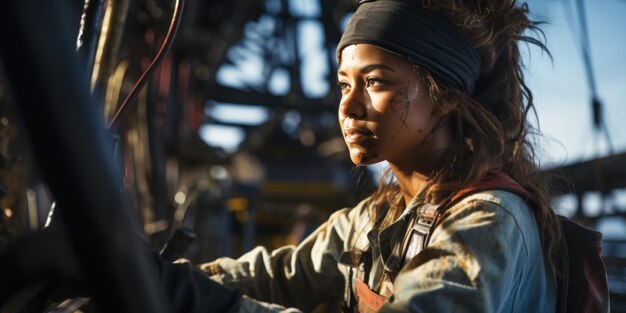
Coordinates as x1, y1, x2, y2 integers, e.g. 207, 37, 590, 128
337, 44, 449, 171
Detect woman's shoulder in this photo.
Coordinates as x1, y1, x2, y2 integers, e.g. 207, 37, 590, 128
445, 190, 541, 255
328, 196, 374, 221
323, 196, 375, 248
449, 190, 534, 223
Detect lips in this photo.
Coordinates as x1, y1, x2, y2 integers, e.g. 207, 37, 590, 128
343, 127, 375, 144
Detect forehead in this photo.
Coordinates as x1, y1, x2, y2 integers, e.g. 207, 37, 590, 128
337, 44, 409, 74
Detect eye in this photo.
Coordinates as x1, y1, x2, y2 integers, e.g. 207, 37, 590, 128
337, 81, 350, 91
366, 77, 387, 88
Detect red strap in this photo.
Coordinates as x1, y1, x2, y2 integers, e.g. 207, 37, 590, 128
451, 172, 530, 203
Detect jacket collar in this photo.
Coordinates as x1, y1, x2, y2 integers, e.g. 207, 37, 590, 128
367, 199, 422, 273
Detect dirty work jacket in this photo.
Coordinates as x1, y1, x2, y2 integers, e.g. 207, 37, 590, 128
200, 190, 556, 312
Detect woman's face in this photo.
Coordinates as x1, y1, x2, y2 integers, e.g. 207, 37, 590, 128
337, 44, 450, 169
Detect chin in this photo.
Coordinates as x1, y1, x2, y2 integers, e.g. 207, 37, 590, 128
349, 151, 380, 165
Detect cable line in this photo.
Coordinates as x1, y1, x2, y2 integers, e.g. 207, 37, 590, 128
567, 0, 615, 154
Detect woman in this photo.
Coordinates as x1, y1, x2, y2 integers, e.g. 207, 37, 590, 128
201, 0, 561, 312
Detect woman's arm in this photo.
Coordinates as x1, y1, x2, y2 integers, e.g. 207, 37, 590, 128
199, 199, 371, 312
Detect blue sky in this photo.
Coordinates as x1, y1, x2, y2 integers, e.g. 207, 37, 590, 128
523, 0, 626, 167
521, 0, 626, 235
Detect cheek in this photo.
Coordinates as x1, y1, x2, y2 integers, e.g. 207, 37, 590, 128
389, 88, 411, 112
376, 87, 431, 134
406, 89, 435, 130
405, 106, 431, 132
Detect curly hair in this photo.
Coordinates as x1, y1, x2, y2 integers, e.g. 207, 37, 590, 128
366, 0, 563, 275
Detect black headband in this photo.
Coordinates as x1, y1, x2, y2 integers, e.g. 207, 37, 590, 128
337, 0, 480, 93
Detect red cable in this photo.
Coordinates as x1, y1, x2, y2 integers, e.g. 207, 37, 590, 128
107, 0, 185, 130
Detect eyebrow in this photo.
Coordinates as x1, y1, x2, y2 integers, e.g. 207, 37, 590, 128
337, 63, 395, 76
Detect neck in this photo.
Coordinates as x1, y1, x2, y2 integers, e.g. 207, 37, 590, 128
385, 114, 453, 207
388, 145, 452, 207
389, 165, 431, 208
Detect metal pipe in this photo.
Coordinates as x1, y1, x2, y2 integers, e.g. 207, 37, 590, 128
76, 0, 105, 74
90, 0, 130, 96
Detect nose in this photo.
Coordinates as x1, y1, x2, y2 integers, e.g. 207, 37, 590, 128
339, 88, 366, 120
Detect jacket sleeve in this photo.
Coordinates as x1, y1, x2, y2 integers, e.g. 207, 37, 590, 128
381, 192, 536, 313
152, 252, 242, 313
198, 200, 370, 312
